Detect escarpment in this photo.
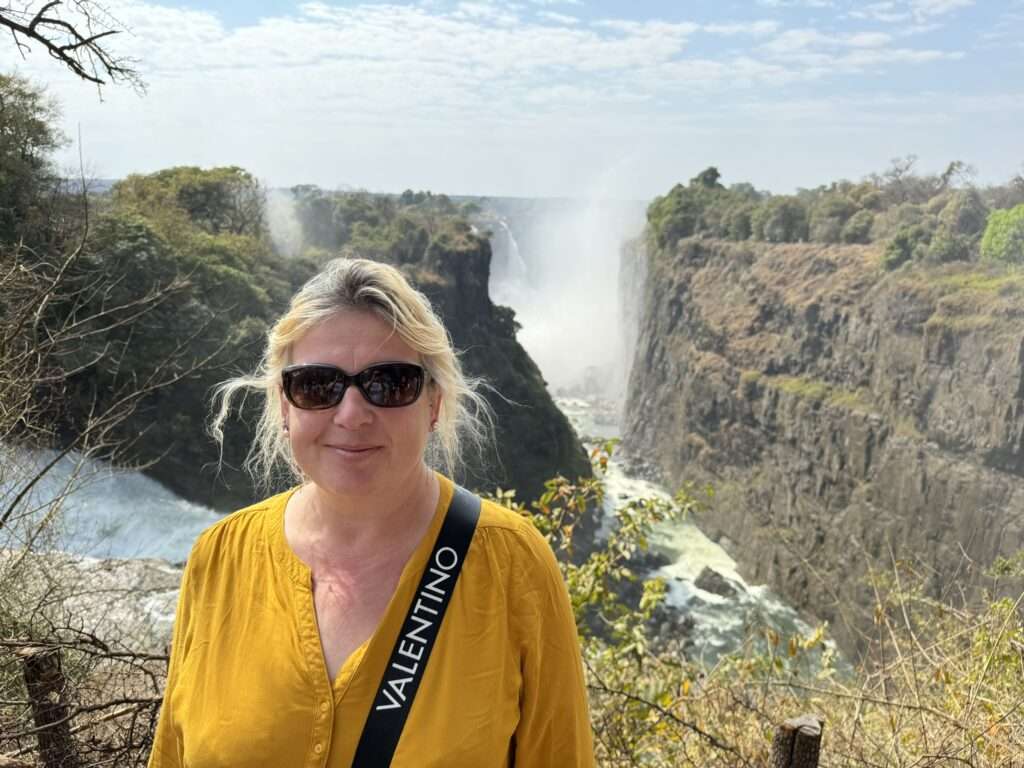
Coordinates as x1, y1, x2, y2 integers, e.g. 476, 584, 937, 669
408, 226, 591, 501
622, 237, 1024, 655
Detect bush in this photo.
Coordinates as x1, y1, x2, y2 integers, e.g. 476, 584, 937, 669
752, 197, 809, 243
939, 189, 989, 237
724, 203, 754, 241
840, 209, 874, 244
980, 203, 1024, 264
883, 224, 931, 270
809, 196, 857, 243
925, 230, 972, 264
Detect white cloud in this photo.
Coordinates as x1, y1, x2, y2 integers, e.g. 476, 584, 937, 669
845, 32, 893, 47
910, 0, 973, 17
537, 11, 579, 24
757, 0, 833, 7
848, 0, 973, 23
704, 20, 780, 36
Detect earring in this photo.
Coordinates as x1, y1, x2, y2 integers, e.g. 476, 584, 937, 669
283, 423, 290, 434
429, 418, 438, 432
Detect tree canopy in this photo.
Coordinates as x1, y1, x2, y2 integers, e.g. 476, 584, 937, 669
646, 161, 1024, 270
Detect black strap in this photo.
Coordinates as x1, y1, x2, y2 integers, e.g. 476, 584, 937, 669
351, 484, 481, 767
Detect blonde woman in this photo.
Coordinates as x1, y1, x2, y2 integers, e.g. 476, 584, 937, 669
148, 258, 594, 767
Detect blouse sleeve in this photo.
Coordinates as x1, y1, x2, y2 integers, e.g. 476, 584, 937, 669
511, 523, 595, 767
147, 544, 200, 768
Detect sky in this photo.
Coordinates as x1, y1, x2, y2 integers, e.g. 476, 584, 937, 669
0, 0, 1021, 199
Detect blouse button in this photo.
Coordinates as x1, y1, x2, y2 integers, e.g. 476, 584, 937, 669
314, 743, 323, 755
320, 701, 330, 712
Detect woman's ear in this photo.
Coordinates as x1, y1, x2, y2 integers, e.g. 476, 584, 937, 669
279, 388, 290, 433
430, 391, 443, 430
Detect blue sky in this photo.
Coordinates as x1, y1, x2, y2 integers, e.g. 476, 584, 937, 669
1, 0, 1020, 198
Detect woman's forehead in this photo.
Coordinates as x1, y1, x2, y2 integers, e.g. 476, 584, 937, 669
289, 309, 418, 369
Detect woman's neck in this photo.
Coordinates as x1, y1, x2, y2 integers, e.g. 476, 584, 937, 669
286, 464, 440, 572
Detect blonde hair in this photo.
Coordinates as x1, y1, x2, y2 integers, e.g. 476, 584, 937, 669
209, 257, 493, 490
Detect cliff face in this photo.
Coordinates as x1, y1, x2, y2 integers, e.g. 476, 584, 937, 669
414, 228, 591, 500
623, 237, 1024, 654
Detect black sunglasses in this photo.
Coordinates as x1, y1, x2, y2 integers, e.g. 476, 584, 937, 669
281, 362, 426, 410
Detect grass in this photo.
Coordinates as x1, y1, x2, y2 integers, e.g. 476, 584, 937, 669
763, 375, 879, 415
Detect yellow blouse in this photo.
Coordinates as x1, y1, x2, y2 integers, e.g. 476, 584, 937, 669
148, 474, 595, 767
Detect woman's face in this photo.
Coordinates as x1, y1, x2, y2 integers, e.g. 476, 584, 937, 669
281, 309, 440, 499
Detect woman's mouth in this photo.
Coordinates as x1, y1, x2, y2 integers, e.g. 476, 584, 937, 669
326, 444, 380, 456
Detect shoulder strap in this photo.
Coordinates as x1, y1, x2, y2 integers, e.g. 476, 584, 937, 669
352, 484, 481, 767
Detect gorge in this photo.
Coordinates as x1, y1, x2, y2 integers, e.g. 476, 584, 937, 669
621, 235, 1024, 656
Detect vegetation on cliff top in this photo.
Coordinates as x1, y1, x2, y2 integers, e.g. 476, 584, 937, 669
646, 160, 1024, 271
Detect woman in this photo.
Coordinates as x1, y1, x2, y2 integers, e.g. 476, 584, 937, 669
148, 258, 594, 767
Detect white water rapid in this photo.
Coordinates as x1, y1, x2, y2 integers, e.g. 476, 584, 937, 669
3, 446, 221, 562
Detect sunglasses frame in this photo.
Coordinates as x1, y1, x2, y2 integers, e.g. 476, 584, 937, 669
281, 362, 427, 410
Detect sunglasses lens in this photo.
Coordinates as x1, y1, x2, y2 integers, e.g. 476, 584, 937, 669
359, 364, 424, 407
283, 363, 425, 410
284, 366, 344, 410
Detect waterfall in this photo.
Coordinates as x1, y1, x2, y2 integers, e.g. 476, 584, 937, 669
490, 219, 530, 307
486, 198, 646, 398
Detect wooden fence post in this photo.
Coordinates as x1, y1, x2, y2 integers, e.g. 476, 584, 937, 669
770, 713, 824, 768
16, 645, 80, 768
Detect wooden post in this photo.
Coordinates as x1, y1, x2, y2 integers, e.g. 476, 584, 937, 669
770, 713, 824, 768
17, 645, 80, 768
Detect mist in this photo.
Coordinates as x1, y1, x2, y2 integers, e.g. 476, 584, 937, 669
486, 196, 647, 398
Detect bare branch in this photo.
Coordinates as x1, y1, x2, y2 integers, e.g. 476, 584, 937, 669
0, 2, 144, 93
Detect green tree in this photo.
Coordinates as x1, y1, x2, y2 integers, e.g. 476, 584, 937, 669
923, 189, 989, 263
646, 183, 702, 248
724, 203, 754, 241
752, 197, 808, 243
840, 209, 874, 244
883, 224, 931, 270
980, 203, 1024, 264
938, 188, 988, 237
808, 195, 857, 243
0, 74, 64, 243
691, 166, 722, 189
114, 166, 265, 239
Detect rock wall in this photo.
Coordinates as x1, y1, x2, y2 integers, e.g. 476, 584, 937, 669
622, 237, 1024, 655
415, 228, 591, 500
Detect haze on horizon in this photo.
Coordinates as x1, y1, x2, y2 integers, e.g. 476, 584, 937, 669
0, 0, 1020, 200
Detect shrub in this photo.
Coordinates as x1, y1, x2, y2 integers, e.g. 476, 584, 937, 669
840, 209, 874, 244
752, 197, 809, 243
939, 189, 989, 237
980, 203, 1024, 265
883, 224, 931, 270
725, 203, 754, 241
809, 196, 858, 243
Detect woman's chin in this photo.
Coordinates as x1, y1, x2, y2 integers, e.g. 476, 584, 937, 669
307, 452, 391, 497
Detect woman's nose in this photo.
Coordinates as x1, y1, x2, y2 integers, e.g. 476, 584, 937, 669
332, 383, 373, 428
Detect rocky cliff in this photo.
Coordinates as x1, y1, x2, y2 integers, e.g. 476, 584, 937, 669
411, 225, 591, 500
622, 237, 1024, 655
